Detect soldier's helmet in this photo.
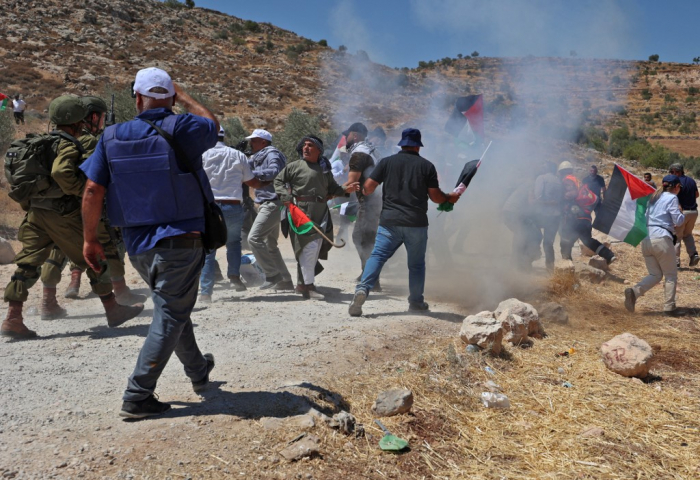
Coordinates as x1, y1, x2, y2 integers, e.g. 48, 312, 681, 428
49, 95, 88, 126
557, 161, 574, 172
79, 96, 108, 116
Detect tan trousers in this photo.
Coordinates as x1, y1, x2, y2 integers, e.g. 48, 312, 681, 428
634, 236, 677, 312
674, 210, 698, 260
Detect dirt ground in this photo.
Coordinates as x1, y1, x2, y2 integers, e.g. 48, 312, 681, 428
0, 225, 698, 479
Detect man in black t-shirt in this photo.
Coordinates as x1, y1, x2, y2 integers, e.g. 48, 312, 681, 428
348, 128, 461, 317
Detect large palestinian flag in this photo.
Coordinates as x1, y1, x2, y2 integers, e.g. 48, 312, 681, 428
592, 164, 656, 246
444, 95, 484, 138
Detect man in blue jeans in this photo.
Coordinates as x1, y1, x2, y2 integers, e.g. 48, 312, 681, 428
81, 67, 219, 418
198, 126, 268, 303
348, 128, 461, 316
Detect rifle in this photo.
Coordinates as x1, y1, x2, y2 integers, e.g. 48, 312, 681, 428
105, 94, 115, 127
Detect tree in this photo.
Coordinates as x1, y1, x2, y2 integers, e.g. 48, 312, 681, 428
648, 54, 659, 62
318, 39, 328, 47
471, 51, 479, 57
275, 109, 323, 161
185, 0, 195, 8
457, 53, 463, 59
221, 117, 249, 146
693, 57, 700, 65
338, 45, 347, 53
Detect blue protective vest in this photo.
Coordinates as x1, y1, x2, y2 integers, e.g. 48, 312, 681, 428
102, 115, 204, 227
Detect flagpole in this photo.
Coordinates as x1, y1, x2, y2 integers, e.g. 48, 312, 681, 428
479, 140, 492, 163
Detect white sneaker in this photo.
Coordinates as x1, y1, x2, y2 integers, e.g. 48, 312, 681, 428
348, 291, 367, 317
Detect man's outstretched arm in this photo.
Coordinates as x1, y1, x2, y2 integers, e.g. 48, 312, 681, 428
82, 179, 107, 273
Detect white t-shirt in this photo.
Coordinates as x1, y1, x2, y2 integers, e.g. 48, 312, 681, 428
202, 141, 254, 201
12, 99, 26, 113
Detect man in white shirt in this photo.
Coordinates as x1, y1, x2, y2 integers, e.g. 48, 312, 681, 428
199, 127, 267, 303
12, 95, 26, 125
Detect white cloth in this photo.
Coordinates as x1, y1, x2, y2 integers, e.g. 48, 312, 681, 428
299, 238, 322, 284
646, 192, 685, 239
202, 141, 254, 201
12, 99, 26, 113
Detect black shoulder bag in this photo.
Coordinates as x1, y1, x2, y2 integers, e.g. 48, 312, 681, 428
141, 119, 227, 251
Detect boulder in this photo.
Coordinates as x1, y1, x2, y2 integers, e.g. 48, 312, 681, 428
279, 435, 320, 461
538, 302, 569, 325
372, 388, 413, 417
494, 299, 544, 339
600, 333, 653, 378
576, 263, 606, 284
588, 255, 609, 272
459, 311, 504, 354
496, 312, 530, 346
0, 238, 15, 265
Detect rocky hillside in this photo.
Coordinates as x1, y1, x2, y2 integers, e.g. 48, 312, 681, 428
3, 0, 700, 147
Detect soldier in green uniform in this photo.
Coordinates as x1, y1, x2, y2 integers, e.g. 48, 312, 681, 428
39, 96, 144, 319
1, 95, 144, 339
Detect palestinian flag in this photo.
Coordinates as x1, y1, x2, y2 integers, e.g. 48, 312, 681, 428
0, 93, 8, 111
331, 201, 358, 221
287, 203, 315, 235
592, 164, 656, 246
445, 95, 484, 138
328, 134, 347, 164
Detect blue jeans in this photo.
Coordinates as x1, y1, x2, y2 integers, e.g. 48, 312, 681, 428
356, 225, 428, 304
200, 203, 244, 295
124, 246, 208, 401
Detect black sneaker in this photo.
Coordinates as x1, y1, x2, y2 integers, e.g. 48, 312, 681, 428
229, 277, 247, 292
259, 274, 282, 290
192, 353, 215, 393
408, 301, 430, 312
273, 280, 295, 291
624, 288, 636, 313
690, 254, 700, 267
120, 394, 171, 419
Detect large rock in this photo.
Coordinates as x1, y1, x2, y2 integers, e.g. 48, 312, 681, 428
539, 302, 569, 325
494, 299, 544, 339
496, 312, 530, 345
600, 333, 653, 378
0, 238, 15, 265
372, 388, 413, 417
459, 311, 504, 354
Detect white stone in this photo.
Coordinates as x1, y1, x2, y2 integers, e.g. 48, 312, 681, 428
600, 333, 653, 378
459, 311, 504, 354
494, 299, 544, 339
0, 238, 15, 265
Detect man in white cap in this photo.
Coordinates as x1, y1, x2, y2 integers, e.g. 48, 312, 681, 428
246, 129, 294, 291
81, 67, 219, 418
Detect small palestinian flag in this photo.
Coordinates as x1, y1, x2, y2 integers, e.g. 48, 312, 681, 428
593, 164, 656, 246
287, 203, 315, 235
445, 95, 484, 138
329, 134, 347, 164
331, 201, 358, 221
0, 93, 8, 111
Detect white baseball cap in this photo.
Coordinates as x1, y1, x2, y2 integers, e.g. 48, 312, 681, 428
245, 129, 272, 142
133, 67, 175, 99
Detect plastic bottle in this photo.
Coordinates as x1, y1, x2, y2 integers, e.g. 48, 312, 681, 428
480, 392, 510, 408
465, 344, 481, 353
484, 366, 496, 375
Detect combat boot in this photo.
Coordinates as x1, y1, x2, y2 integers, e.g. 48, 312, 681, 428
100, 293, 144, 328
1, 301, 37, 339
41, 286, 68, 320
111, 277, 147, 305
64, 268, 82, 299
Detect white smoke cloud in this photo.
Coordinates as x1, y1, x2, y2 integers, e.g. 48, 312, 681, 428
328, 0, 389, 65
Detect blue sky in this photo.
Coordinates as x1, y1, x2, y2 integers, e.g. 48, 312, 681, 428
194, 0, 697, 68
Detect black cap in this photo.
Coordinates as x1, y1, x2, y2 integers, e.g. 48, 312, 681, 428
342, 122, 368, 137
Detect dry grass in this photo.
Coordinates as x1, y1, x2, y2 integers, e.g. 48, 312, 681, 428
309, 241, 700, 479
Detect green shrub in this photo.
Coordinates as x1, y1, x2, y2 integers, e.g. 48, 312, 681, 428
103, 83, 137, 124
255, 45, 265, 54
213, 30, 228, 40
664, 94, 676, 103
612, 75, 621, 85
231, 36, 245, 46
185, 0, 195, 7
163, 0, 185, 9
648, 54, 659, 62
641, 89, 652, 100
244, 20, 260, 32
318, 39, 328, 47
274, 109, 337, 161
221, 117, 248, 146
688, 86, 699, 96
471, 51, 480, 57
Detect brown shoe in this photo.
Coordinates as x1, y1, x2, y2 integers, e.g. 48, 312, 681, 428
111, 277, 147, 305
41, 286, 68, 320
1, 301, 37, 339
101, 293, 144, 328
229, 276, 247, 292
64, 268, 82, 299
